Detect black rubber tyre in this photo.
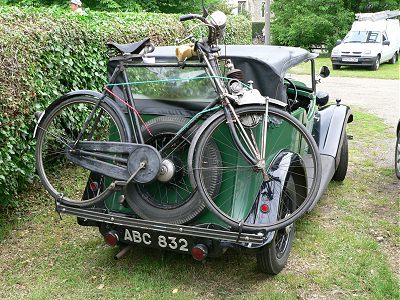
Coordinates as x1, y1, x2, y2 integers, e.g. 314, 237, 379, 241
35, 95, 129, 206
395, 130, 400, 179
191, 105, 321, 232
332, 64, 341, 70
371, 56, 380, 70
125, 116, 221, 224
256, 175, 297, 275
332, 132, 349, 181
389, 52, 397, 64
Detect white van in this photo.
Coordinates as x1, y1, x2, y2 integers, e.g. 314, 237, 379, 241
331, 10, 400, 70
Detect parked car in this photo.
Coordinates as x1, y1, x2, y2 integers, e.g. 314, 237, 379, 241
35, 10, 352, 275
37, 44, 352, 275
331, 10, 400, 70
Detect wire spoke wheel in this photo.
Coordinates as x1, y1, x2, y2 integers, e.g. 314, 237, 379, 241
191, 105, 321, 232
137, 133, 193, 208
35, 96, 127, 206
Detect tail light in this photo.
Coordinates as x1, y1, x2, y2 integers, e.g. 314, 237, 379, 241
89, 181, 99, 192
104, 230, 119, 246
191, 244, 208, 261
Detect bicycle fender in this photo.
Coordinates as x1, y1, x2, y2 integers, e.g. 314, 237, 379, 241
34, 90, 132, 142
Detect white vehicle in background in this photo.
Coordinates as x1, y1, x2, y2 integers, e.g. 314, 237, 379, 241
331, 10, 400, 70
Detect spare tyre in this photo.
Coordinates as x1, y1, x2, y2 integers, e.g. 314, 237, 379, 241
125, 116, 221, 224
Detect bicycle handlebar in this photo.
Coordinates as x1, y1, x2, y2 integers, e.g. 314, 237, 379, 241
179, 14, 195, 22
179, 14, 208, 24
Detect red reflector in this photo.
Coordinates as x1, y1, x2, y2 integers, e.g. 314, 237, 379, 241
260, 204, 269, 213
191, 244, 208, 261
104, 231, 119, 246
90, 182, 99, 192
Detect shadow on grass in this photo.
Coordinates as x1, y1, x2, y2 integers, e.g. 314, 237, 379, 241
77, 240, 272, 296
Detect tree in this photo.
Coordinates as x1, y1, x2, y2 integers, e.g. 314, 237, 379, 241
271, 0, 354, 50
343, 0, 400, 12
271, 0, 400, 50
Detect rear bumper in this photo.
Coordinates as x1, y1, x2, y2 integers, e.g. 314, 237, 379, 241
331, 55, 376, 67
56, 202, 270, 253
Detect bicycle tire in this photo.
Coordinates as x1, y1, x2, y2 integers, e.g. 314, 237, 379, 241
35, 95, 129, 207
125, 116, 221, 224
190, 105, 322, 232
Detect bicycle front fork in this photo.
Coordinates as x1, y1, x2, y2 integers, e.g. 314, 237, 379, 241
223, 100, 270, 181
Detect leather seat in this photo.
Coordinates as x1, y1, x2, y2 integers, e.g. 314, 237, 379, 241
107, 38, 150, 55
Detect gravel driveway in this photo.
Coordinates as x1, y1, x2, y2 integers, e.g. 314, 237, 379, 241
294, 75, 399, 131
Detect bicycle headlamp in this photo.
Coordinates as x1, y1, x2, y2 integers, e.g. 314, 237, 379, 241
210, 11, 227, 29
209, 11, 227, 43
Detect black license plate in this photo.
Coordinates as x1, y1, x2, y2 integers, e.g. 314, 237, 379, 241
122, 228, 193, 252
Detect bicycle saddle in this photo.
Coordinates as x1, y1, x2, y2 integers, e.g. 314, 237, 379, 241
107, 38, 151, 55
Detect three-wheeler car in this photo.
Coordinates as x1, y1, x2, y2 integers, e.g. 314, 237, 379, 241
35, 10, 353, 275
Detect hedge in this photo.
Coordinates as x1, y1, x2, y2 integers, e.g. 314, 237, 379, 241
0, 6, 251, 208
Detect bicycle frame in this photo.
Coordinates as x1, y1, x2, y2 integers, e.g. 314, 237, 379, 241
103, 59, 223, 156
72, 45, 265, 173
197, 48, 264, 166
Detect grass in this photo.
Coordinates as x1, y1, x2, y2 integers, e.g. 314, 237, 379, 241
290, 55, 400, 80
0, 110, 399, 299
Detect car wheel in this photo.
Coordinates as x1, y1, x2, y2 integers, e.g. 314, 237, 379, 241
371, 56, 380, 70
389, 52, 397, 64
256, 175, 296, 275
396, 130, 400, 179
332, 64, 341, 70
125, 116, 220, 224
332, 132, 349, 181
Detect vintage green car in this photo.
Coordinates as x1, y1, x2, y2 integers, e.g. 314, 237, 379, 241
33, 41, 353, 275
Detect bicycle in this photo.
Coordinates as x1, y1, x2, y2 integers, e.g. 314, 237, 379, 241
35, 10, 322, 233
255, 33, 265, 44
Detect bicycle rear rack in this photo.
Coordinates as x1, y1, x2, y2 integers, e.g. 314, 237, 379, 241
55, 202, 266, 245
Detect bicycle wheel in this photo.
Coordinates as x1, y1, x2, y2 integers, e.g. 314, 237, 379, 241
125, 116, 221, 224
191, 105, 321, 232
35, 95, 128, 206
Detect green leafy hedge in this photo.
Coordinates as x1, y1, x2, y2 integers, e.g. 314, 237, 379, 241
0, 6, 251, 208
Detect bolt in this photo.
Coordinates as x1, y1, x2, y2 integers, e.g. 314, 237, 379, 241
160, 166, 166, 175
